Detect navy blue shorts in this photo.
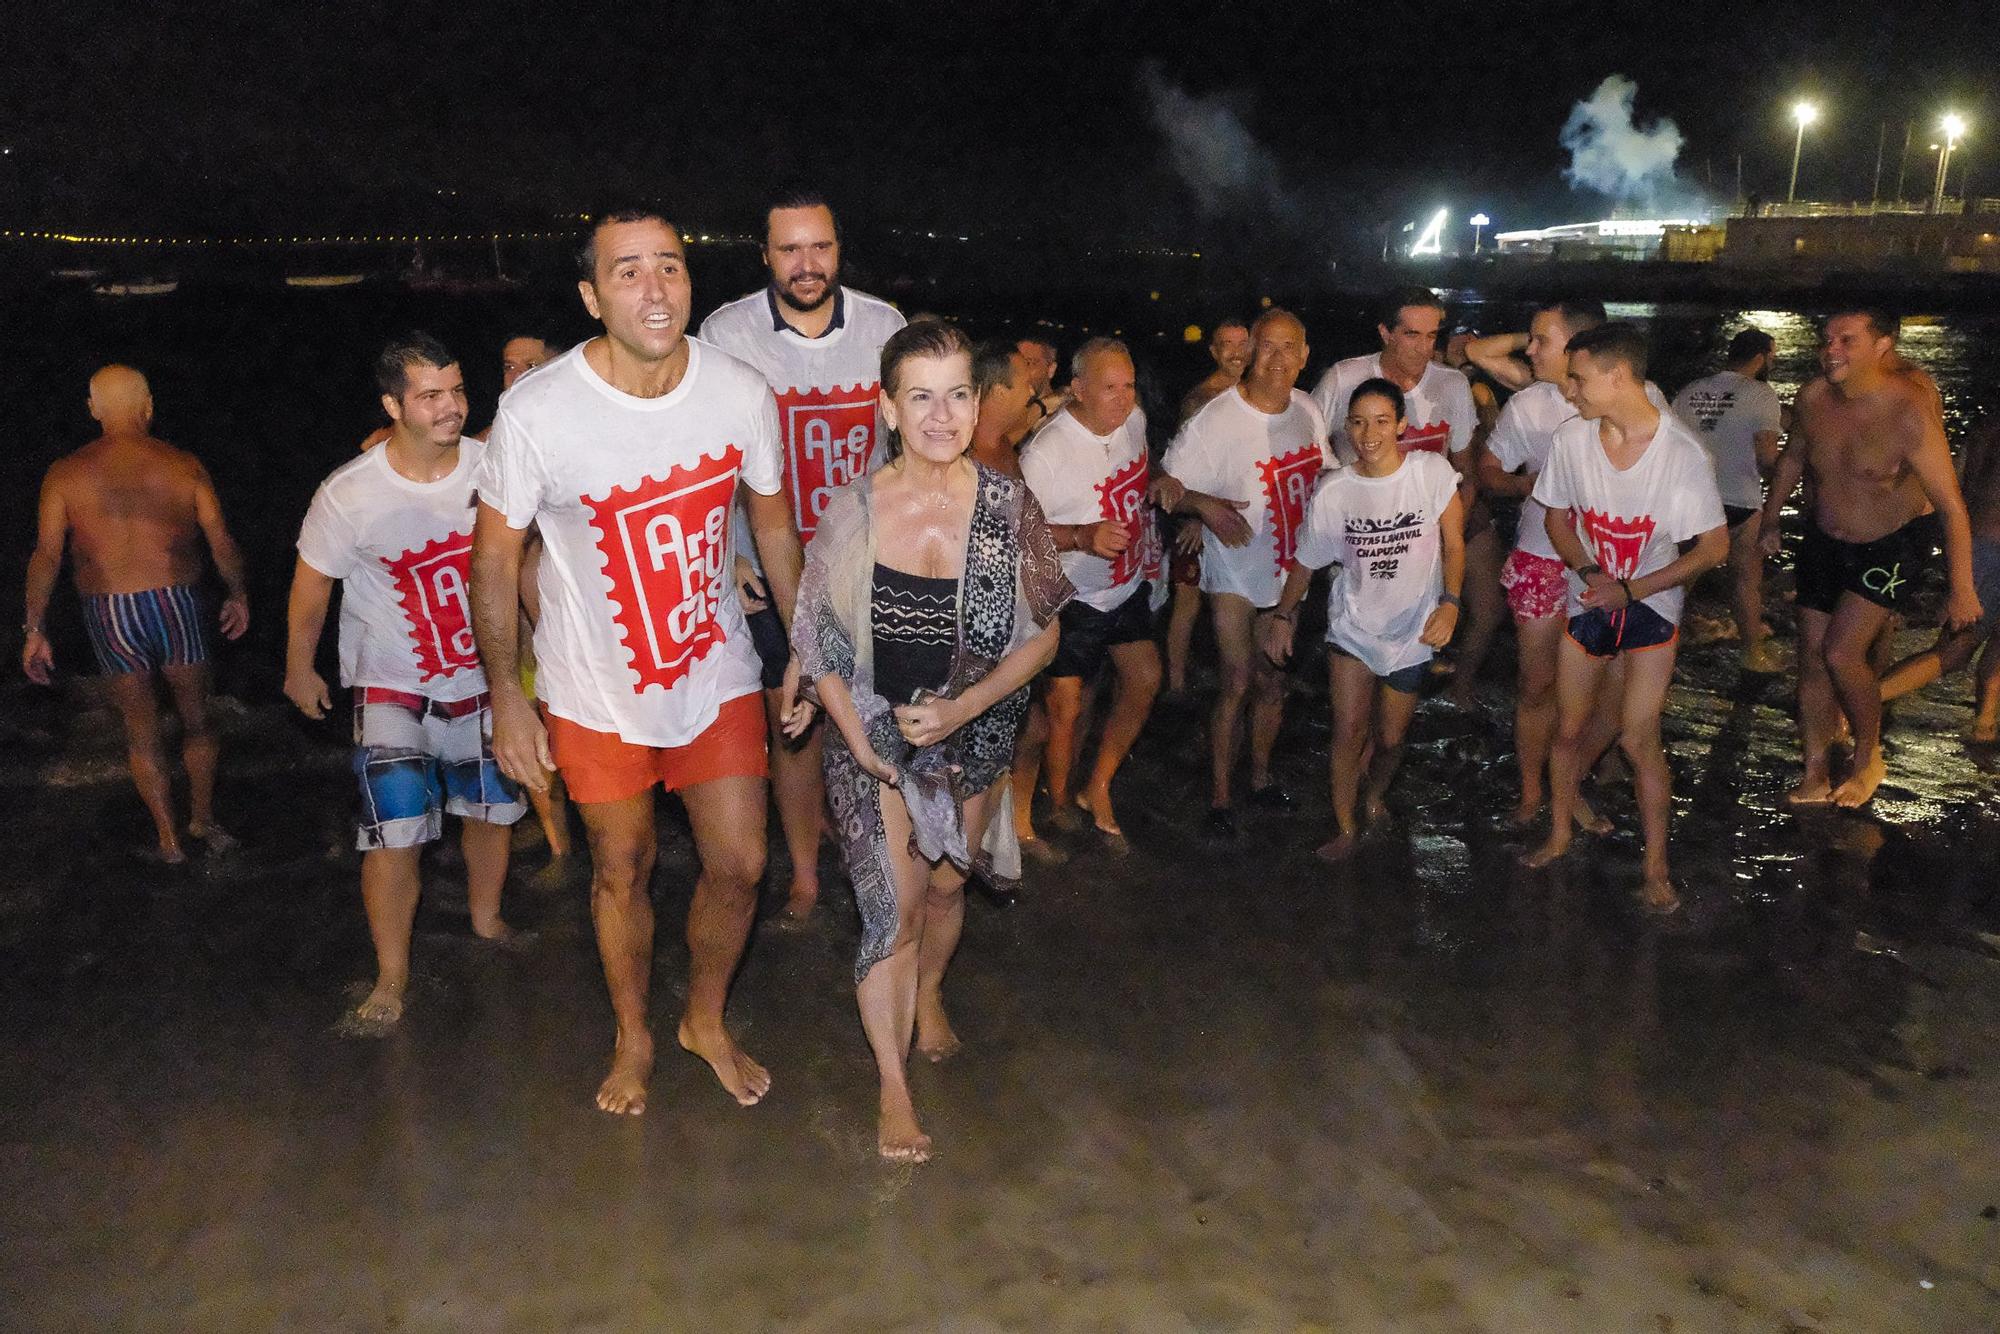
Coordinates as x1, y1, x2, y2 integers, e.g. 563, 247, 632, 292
1565, 601, 1678, 659
1329, 642, 1428, 695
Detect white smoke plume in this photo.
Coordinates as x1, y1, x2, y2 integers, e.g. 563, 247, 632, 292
1139, 62, 1297, 221
1560, 75, 1688, 207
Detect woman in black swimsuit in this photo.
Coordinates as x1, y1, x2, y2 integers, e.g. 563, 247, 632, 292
793, 320, 1072, 1162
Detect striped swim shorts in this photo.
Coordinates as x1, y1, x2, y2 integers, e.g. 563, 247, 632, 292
81, 584, 209, 676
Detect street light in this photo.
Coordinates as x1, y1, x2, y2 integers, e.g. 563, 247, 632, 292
1933, 113, 1968, 212
1787, 101, 1819, 204
1469, 213, 1491, 253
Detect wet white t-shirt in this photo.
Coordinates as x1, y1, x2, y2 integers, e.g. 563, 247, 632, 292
1312, 354, 1476, 465
1020, 405, 1152, 612
1531, 410, 1727, 624
475, 339, 784, 747
699, 286, 905, 567
1162, 387, 1330, 608
1488, 380, 1674, 561
1294, 451, 1461, 676
297, 441, 490, 701
1671, 370, 1781, 510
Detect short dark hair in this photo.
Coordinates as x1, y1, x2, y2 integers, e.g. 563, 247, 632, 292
375, 331, 457, 400
764, 187, 839, 241
1345, 375, 1407, 423
1377, 285, 1446, 330
1565, 321, 1649, 381
1828, 307, 1900, 342
1536, 298, 1607, 336
1017, 335, 1057, 358
1209, 317, 1250, 346
575, 206, 678, 281
1726, 328, 1775, 366
881, 320, 975, 459
971, 338, 1019, 400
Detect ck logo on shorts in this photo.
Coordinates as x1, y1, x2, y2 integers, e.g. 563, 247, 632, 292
584, 447, 741, 694
384, 531, 479, 682
777, 384, 878, 542
1863, 562, 1905, 598
1578, 508, 1659, 579
1258, 443, 1325, 574
1095, 453, 1151, 587
1399, 419, 1452, 455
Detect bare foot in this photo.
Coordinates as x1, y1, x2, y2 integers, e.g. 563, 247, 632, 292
1832, 750, 1887, 808
1314, 831, 1359, 863
1506, 798, 1544, 829
1637, 876, 1682, 915
1520, 833, 1571, 869
188, 822, 238, 856
878, 1085, 933, 1163
354, 979, 405, 1027
1361, 794, 1388, 826
1970, 718, 2000, 744
782, 882, 819, 925
140, 842, 188, 867
1077, 789, 1122, 837
1575, 799, 1613, 837
596, 1031, 654, 1115
1784, 775, 1835, 806
915, 998, 962, 1062
677, 1020, 771, 1106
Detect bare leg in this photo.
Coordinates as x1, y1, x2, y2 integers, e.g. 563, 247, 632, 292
857, 783, 935, 1162
1789, 609, 1839, 804
1361, 680, 1422, 821
1728, 516, 1769, 649
1616, 644, 1683, 910
460, 817, 515, 940
678, 774, 772, 1106
103, 672, 183, 862
161, 662, 224, 843
1010, 694, 1048, 841
1972, 633, 2000, 741
576, 792, 659, 1115
1041, 674, 1086, 812
1510, 614, 1563, 824
1166, 581, 1202, 693
357, 845, 422, 1024
1881, 625, 1981, 703
1524, 637, 1608, 868
1318, 652, 1375, 862
1079, 640, 1160, 834
764, 691, 826, 919
1447, 526, 1505, 708
916, 786, 997, 1062
1825, 594, 1895, 807
1207, 593, 1257, 809
1247, 641, 1287, 792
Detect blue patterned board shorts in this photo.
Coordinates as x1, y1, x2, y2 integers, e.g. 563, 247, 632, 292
352, 689, 525, 851
81, 584, 208, 675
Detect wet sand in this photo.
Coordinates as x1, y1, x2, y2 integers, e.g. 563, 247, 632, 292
3, 606, 1999, 1331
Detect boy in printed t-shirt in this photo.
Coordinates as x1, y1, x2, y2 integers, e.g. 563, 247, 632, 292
285, 332, 526, 1032
1521, 324, 1729, 914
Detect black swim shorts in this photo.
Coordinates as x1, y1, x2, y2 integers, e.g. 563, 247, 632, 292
747, 603, 790, 690
1048, 582, 1154, 680
1794, 514, 1934, 615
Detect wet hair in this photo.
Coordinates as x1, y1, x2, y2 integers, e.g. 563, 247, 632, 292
1377, 285, 1447, 330
1209, 317, 1250, 347
1726, 328, 1775, 366
575, 206, 678, 281
1536, 298, 1607, 337
1248, 306, 1303, 341
1345, 375, 1407, 423
880, 319, 975, 459
1565, 321, 1649, 380
764, 186, 840, 242
1828, 307, 1900, 342
971, 338, 1019, 400
1016, 335, 1057, 360
1069, 335, 1130, 382
502, 329, 562, 354
375, 330, 458, 400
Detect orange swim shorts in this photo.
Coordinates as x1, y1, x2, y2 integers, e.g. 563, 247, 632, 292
542, 691, 768, 805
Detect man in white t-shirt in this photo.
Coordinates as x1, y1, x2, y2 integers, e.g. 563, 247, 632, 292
1313, 287, 1501, 711
698, 190, 905, 924
1163, 308, 1328, 838
285, 333, 526, 1032
470, 208, 812, 1117
1521, 324, 1728, 913
1671, 328, 1784, 668
1016, 338, 1165, 849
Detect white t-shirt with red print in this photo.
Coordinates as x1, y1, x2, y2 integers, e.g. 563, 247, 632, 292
1488, 380, 1675, 561
297, 441, 490, 702
475, 339, 784, 747
698, 285, 905, 565
1312, 354, 1476, 465
1020, 404, 1153, 612
1162, 386, 1330, 608
1530, 410, 1726, 624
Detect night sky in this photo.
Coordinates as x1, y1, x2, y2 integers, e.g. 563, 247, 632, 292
3, 0, 1992, 259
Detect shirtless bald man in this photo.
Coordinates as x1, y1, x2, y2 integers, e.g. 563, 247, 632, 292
23, 366, 250, 863
1760, 309, 1983, 807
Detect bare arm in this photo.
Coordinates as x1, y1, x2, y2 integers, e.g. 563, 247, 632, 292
1907, 408, 1983, 629
1610, 525, 1729, 609
1477, 446, 1535, 499
1758, 427, 1812, 553
192, 462, 249, 638
745, 488, 803, 627
893, 619, 1060, 748
469, 503, 551, 791
1753, 429, 1783, 475
283, 558, 336, 718
1424, 492, 1468, 647
1464, 332, 1534, 393
21, 472, 67, 683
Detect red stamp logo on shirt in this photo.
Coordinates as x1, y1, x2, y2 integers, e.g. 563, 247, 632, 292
1400, 419, 1452, 455
584, 447, 741, 694
1578, 508, 1658, 578
384, 530, 479, 683
1258, 443, 1324, 574
776, 384, 877, 542
1094, 453, 1151, 587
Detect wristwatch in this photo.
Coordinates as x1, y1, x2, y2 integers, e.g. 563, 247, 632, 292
1439, 592, 1463, 608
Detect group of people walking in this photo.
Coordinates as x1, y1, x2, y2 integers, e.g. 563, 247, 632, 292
23, 191, 1999, 1163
